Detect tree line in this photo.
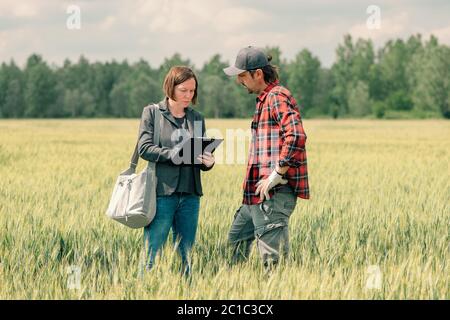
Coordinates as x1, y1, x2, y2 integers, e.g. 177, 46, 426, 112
0, 34, 449, 119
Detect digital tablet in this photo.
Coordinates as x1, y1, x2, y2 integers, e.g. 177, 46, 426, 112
176, 137, 223, 165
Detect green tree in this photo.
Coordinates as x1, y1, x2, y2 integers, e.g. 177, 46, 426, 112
287, 49, 321, 116
386, 90, 413, 111
109, 79, 131, 117
312, 68, 334, 116
376, 36, 422, 110
129, 73, 160, 117
0, 60, 25, 118
200, 74, 225, 118
201, 54, 228, 81
23, 55, 57, 118
348, 81, 371, 117
4, 79, 25, 117
352, 38, 375, 83
62, 89, 95, 117
332, 35, 375, 117
92, 60, 130, 117
331, 35, 355, 115
410, 36, 450, 118
199, 54, 244, 117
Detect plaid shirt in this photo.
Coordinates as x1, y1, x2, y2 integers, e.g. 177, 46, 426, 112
242, 80, 309, 205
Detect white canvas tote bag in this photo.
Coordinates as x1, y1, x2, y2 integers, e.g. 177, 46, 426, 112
106, 105, 161, 228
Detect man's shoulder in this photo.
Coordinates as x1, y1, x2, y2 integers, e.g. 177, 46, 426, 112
267, 84, 294, 104
266, 84, 300, 112
268, 84, 292, 98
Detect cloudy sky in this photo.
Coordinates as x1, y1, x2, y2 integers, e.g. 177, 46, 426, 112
1, 0, 449, 69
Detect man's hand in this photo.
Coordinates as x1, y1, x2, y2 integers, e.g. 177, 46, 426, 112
197, 152, 215, 168
255, 168, 288, 201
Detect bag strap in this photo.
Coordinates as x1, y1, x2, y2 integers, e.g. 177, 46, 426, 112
129, 104, 161, 171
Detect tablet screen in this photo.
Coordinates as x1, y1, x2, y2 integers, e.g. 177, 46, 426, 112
174, 137, 223, 165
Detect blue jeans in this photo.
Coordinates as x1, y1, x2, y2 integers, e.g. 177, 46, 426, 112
143, 193, 200, 275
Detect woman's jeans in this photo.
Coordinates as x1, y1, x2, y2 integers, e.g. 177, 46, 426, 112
143, 192, 200, 275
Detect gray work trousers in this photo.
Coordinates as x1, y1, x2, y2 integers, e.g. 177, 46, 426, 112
228, 191, 297, 267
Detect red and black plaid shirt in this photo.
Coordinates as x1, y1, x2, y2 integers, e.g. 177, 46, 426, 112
243, 80, 309, 205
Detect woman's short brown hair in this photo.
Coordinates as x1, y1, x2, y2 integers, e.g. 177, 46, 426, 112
163, 66, 198, 105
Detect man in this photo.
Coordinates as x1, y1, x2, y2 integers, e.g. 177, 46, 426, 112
223, 46, 309, 270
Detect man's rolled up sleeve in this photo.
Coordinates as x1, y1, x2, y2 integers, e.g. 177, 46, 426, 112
269, 93, 307, 168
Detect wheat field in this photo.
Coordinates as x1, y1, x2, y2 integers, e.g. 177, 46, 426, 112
0, 118, 448, 299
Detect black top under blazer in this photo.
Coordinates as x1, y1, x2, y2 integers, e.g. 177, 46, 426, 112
137, 98, 213, 196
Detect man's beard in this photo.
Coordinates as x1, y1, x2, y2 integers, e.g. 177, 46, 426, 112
242, 84, 254, 94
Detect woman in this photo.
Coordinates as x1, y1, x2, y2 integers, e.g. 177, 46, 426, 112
137, 66, 215, 275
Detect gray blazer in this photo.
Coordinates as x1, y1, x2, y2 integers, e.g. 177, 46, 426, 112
137, 99, 213, 196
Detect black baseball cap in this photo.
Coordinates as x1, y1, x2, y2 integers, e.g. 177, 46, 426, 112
223, 46, 269, 76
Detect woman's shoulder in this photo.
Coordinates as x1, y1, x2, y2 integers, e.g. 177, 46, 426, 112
141, 102, 161, 117
143, 102, 160, 111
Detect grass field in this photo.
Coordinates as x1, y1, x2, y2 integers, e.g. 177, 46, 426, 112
0, 118, 448, 299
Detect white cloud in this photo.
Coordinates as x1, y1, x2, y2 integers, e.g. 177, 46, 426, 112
130, 0, 267, 34
12, 3, 38, 17
0, 27, 44, 67
213, 7, 268, 33
428, 25, 450, 44
349, 12, 411, 42
0, 0, 449, 69
0, 31, 7, 55
132, 0, 212, 33
99, 16, 117, 32
223, 32, 289, 52
0, 2, 39, 18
